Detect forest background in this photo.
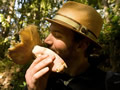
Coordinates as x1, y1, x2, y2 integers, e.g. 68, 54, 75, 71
0, 0, 120, 89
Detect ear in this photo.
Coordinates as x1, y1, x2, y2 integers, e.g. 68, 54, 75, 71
76, 39, 88, 52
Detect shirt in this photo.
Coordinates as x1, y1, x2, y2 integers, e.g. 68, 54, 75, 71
46, 66, 106, 90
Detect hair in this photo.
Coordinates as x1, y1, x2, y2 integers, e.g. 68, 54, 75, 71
73, 31, 95, 57
73, 31, 104, 66
73, 31, 85, 42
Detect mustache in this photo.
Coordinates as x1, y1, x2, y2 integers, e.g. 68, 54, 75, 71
42, 43, 56, 53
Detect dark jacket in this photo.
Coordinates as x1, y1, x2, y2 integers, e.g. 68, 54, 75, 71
46, 66, 106, 90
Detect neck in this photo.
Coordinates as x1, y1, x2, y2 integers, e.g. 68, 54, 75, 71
64, 54, 90, 77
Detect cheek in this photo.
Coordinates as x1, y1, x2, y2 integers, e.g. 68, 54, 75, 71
54, 39, 74, 57
53, 39, 75, 64
54, 40, 67, 51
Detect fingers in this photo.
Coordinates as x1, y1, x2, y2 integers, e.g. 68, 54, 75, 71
31, 56, 54, 75
25, 54, 55, 86
29, 55, 49, 69
32, 67, 49, 83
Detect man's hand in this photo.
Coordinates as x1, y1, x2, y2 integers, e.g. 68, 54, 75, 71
25, 55, 55, 90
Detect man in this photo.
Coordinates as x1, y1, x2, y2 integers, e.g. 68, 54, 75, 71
25, 1, 106, 90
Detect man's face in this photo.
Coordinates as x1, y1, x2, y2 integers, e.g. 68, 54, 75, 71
44, 23, 76, 63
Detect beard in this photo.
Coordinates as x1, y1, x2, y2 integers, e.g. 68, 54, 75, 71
49, 44, 76, 68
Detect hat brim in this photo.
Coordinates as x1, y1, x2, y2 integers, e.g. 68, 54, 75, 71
46, 18, 101, 49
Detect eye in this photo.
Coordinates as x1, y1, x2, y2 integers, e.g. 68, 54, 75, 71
52, 32, 62, 39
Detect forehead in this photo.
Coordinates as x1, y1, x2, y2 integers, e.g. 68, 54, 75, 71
50, 23, 74, 34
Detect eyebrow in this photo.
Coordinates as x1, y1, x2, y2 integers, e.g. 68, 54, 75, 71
49, 25, 66, 34
51, 29, 64, 34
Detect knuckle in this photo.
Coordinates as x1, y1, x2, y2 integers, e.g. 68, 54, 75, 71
33, 75, 37, 80
34, 65, 39, 70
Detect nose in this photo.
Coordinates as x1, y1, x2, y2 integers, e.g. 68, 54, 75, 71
44, 33, 53, 47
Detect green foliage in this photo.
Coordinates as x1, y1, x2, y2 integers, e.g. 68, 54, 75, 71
10, 64, 30, 90
98, 1, 120, 71
0, 37, 10, 59
0, 57, 30, 90
0, 13, 10, 27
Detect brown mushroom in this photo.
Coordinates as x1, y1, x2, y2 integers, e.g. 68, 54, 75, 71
8, 25, 42, 64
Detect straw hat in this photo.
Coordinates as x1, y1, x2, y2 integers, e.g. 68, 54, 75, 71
46, 1, 103, 48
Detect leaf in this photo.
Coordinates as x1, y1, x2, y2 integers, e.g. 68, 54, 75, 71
0, 14, 5, 22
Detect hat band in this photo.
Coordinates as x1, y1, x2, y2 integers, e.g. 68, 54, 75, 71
53, 14, 97, 41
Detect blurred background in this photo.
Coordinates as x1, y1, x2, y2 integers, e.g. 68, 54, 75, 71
0, 0, 120, 89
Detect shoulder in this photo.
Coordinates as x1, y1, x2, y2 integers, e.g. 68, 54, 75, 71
68, 66, 106, 90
